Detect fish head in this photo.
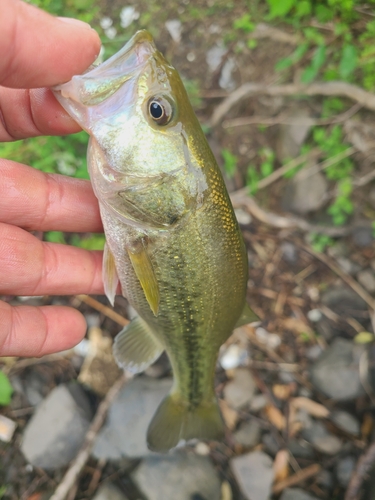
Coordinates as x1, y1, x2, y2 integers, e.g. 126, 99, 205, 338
53, 30, 204, 186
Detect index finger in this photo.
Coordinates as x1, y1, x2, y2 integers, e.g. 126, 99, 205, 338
1, 0, 101, 89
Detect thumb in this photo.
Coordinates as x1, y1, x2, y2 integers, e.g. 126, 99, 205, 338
0, 0, 101, 89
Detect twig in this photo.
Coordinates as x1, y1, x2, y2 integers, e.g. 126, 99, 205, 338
223, 103, 362, 128
75, 294, 129, 327
299, 244, 375, 310
50, 373, 127, 500
345, 441, 375, 500
210, 81, 375, 127
231, 192, 352, 236
272, 463, 321, 494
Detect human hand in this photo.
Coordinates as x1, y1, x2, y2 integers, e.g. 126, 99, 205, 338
0, 0, 104, 357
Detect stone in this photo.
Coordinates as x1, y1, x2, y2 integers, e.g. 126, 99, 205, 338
93, 483, 128, 500
165, 19, 182, 43
132, 451, 221, 500
233, 419, 262, 448
280, 488, 319, 500
336, 456, 356, 488
262, 432, 280, 456
223, 369, 257, 409
301, 420, 343, 455
287, 439, 314, 459
230, 451, 274, 500
21, 383, 92, 469
280, 242, 298, 263
357, 269, 375, 293
23, 371, 48, 407
277, 108, 314, 161
310, 338, 365, 400
93, 377, 172, 459
331, 410, 360, 436
250, 394, 268, 413
352, 227, 374, 247
282, 169, 328, 215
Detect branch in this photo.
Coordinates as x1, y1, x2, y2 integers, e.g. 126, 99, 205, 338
345, 441, 375, 500
230, 192, 352, 237
210, 82, 375, 127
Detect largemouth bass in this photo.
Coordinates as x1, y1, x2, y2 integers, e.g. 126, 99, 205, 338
54, 30, 256, 451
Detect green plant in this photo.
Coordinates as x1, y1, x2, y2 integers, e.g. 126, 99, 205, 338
246, 148, 275, 194
0, 371, 13, 406
221, 148, 238, 179
309, 233, 335, 252
327, 177, 354, 225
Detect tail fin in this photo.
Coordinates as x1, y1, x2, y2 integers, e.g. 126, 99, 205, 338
146, 394, 225, 452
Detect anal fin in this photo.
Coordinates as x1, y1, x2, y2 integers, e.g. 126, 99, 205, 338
235, 302, 259, 328
103, 242, 119, 306
127, 241, 160, 316
113, 316, 164, 373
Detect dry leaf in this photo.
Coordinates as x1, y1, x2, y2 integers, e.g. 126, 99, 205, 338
221, 481, 233, 500
273, 449, 289, 483
219, 399, 239, 430
361, 412, 373, 440
290, 397, 330, 419
264, 404, 286, 430
282, 317, 314, 338
272, 383, 296, 401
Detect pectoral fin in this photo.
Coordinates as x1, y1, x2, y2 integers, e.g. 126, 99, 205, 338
127, 242, 160, 316
113, 316, 164, 373
235, 303, 259, 328
103, 243, 119, 306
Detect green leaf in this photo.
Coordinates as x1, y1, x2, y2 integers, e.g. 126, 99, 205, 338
221, 148, 237, 178
45, 231, 66, 244
339, 44, 358, 79
0, 371, 13, 406
295, 0, 311, 18
301, 45, 326, 83
266, 0, 295, 18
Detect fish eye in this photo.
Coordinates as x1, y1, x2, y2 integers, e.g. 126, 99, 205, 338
148, 97, 173, 125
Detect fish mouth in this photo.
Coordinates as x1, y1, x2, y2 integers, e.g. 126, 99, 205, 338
53, 30, 156, 120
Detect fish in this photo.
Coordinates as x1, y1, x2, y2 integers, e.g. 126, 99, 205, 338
53, 30, 257, 452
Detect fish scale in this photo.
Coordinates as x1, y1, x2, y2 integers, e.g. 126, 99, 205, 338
53, 30, 256, 451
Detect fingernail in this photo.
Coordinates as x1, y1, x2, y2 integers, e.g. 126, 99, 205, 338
58, 17, 93, 30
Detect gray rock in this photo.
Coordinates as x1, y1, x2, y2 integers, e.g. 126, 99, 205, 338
233, 419, 261, 448
93, 377, 172, 459
231, 451, 274, 500
280, 488, 319, 500
132, 451, 221, 500
352, 226, 374, 247
337, 257, 362, 276
310, 338, 365, 400
280, 242, 298, 263
357, 269, 375, 293
322, 287, 367, 317
336, 456, 356, 488
262, 433, 280, 456
223, 368, 256, 409
316, 469, 334, 489
287, 439, 314, 459
23, 372, 48, 407
93, 483, 128, 500
277, 108, 314, 161
301, 420, 343, 455
21, 383, 92, 469
250, 394, 268, 413
331, 410, 360, 436
282, 169, 328, 215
